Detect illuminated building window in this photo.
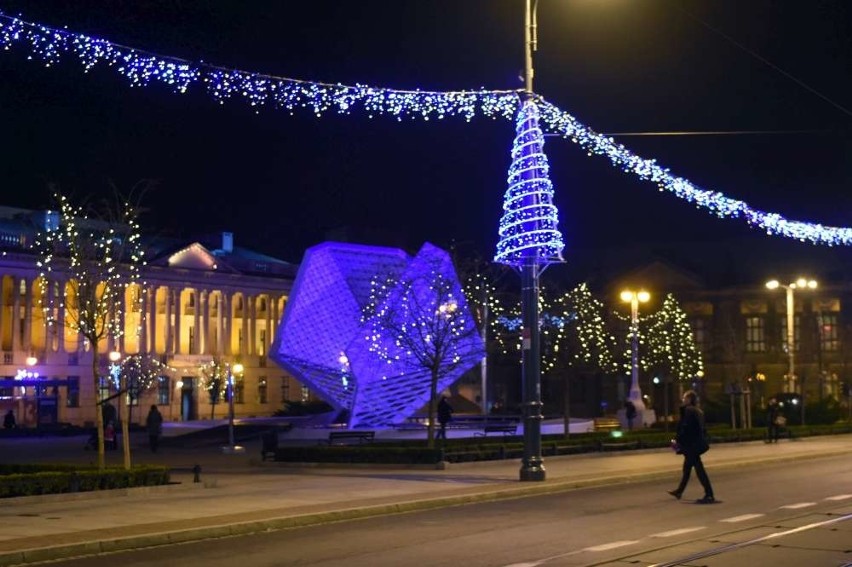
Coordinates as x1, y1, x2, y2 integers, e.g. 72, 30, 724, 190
745, 316, 766, 353
66, 377, 80, 408
157, 376, 170, 405
258, 377, 267, 404
817, 313, 839, 352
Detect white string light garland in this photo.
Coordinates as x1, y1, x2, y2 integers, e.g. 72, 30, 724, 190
2, 11, 849, 246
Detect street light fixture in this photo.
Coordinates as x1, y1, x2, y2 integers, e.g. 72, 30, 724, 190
621, 290, 650, 420
766, 278, 817, 425
222, 362, 245, 454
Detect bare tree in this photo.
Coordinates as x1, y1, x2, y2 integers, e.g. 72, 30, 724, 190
34, 187, 146, 470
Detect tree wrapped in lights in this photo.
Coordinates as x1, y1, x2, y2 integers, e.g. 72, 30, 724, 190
460, 262, 512, 412
359, 245, 484, 447
114, 355, 173, 425
200, 359, 230, 419
495, 284, 618, 435
543, 284, 619, 437
33, 189, 146, 471
643, 294, 704, 383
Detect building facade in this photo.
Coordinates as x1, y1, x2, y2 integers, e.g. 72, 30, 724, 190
0, 207, 299, 427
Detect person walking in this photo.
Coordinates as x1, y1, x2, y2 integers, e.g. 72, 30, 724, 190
668, 390, 715, 504
146, 404, 164, 453
766, 397, 781, 443
3, 409, 16, 429
624, 400, 637, 431
436, 396, 453, 440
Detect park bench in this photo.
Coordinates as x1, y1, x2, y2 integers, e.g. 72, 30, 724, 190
474, 423, 518, 437
589, 417, 621, 433
325, 430, 376, 445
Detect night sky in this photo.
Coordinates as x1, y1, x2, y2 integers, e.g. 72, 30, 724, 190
1, 0, 850, 266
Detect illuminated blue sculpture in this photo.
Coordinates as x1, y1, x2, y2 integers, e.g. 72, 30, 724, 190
270, 241, 484, 428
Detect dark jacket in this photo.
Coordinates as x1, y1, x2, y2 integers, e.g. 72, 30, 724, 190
437, 399, 453, 424
146, 408, 163, 436
676, 404, 708, 455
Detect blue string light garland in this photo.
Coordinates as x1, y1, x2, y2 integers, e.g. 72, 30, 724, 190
2, 11, 850, 247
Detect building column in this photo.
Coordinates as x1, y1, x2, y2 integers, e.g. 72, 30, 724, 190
221, 293, 231, 356
44, 279, 54, 354
11, 278, 22, 352
192, 290, 201, 355
56, 280, 66, 354
242, 295, 251, 358
164, 287, 173, 355
138, 285, 148, 355
22, 278, 33, 353
148, 286, 158, 355
200, 290, 210, 355
173, 289, 182, 355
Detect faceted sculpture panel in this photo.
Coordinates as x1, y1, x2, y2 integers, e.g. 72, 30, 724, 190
271, 241, 484, 428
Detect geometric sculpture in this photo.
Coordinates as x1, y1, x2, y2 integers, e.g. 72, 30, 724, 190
495, 98, 565, 267
270, 241, 484, 428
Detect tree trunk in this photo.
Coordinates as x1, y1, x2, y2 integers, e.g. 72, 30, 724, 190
562, 371, 571, 439
427, 368, 439, 449
91, 349, 105, 471
119, 375, 131, 470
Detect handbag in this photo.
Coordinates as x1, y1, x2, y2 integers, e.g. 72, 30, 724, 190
670, 439, 682, 454
698, 434, 710, 455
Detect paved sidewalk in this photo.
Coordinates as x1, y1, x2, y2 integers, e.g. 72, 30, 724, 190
0, 431, 849, 566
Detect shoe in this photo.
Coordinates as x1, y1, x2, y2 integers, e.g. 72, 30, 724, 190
696, 496, 715, 504
667, 490, 682, 500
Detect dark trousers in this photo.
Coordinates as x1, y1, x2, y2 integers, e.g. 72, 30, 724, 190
675, 452, 713, 497
767, 423, 779, 442
149, 434, 160, 453
436, 423, 447, 440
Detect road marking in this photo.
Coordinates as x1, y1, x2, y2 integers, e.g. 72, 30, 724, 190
649, 512, 852, 567
825, 494, 852, 501
650, 527, 705, 537
720, 514, 764, 523
583, 540, 640, 552
780, 502, 816, 509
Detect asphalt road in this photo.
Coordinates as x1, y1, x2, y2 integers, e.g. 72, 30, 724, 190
28, 453, 852, 567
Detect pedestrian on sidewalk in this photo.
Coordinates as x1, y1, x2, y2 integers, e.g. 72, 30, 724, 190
766, 397, 781, 443
436, 396, 453, 440
3, 409, 15, 429
668, 390, 715, 504
624, 400, 637, 431
146, 404, 163, 453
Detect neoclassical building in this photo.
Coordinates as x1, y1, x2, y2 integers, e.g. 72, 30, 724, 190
0, 206, 298, 427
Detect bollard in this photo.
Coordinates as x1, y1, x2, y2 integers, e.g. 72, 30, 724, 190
192, 464, 201, 483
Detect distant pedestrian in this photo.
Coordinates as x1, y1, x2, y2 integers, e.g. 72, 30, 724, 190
624, 400, 637, 431
766, 398, 781, 443
3, 409, 16, 429
668, 390, 715, 504
436, 396, 453, 440
146, 404, 163, 453
104, 420, 117, 451
101, 402, 117, 427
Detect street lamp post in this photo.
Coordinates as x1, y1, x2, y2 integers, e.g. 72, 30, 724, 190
517, 0, 549, 482
766, 278, 817, 425
621, 290, 650, 420
222, 362, 245, 454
